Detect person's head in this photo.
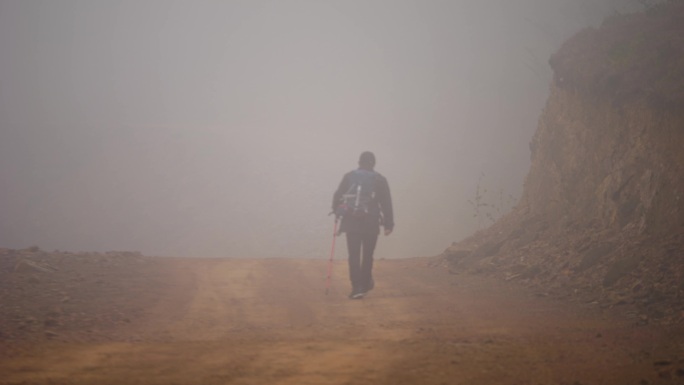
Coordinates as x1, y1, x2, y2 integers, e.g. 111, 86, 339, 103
358, 151, 376, 170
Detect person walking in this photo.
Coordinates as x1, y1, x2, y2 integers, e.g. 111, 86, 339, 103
332, 151, 394, 299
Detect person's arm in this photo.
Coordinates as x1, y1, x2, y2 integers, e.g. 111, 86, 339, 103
332, 173, 350, 213
378, 176, 394, 235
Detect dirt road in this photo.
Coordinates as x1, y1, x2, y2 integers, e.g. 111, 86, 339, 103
1, 256, 683, 384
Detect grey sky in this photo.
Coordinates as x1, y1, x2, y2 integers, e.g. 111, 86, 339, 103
0, 0, 641, 258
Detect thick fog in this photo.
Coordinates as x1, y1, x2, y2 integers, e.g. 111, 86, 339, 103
0, 1, 643, 258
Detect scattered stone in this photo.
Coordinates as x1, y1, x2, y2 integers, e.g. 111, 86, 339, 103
657, 370, 672, 379
44, 330, 58, 339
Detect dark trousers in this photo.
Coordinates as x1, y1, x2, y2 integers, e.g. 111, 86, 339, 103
346, 231, 378, 291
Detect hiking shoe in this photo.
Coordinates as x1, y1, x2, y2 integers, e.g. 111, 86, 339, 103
357, 278, 374, 297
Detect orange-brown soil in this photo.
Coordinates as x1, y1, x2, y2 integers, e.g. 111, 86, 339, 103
1, 252, 683, 384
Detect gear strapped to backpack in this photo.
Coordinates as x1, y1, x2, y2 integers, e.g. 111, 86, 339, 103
337, 169, 378, 218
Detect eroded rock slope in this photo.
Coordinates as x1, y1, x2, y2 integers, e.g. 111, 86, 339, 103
445, 2, 684, 324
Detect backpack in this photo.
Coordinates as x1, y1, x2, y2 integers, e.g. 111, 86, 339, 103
338, 169, 377, 218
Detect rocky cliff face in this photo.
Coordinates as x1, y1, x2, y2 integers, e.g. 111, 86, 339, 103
445, 2, 684, 324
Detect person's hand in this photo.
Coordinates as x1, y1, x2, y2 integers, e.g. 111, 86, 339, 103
384, 228, 392, 236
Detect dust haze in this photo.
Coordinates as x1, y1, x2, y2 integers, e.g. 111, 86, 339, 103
0, 0, 643, 258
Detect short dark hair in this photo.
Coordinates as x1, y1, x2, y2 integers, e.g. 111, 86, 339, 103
359, 151, 376, 168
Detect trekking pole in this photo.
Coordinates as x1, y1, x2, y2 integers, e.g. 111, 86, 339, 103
325, 216, 339, 295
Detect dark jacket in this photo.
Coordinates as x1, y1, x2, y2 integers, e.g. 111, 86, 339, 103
332, 168, 394, 235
